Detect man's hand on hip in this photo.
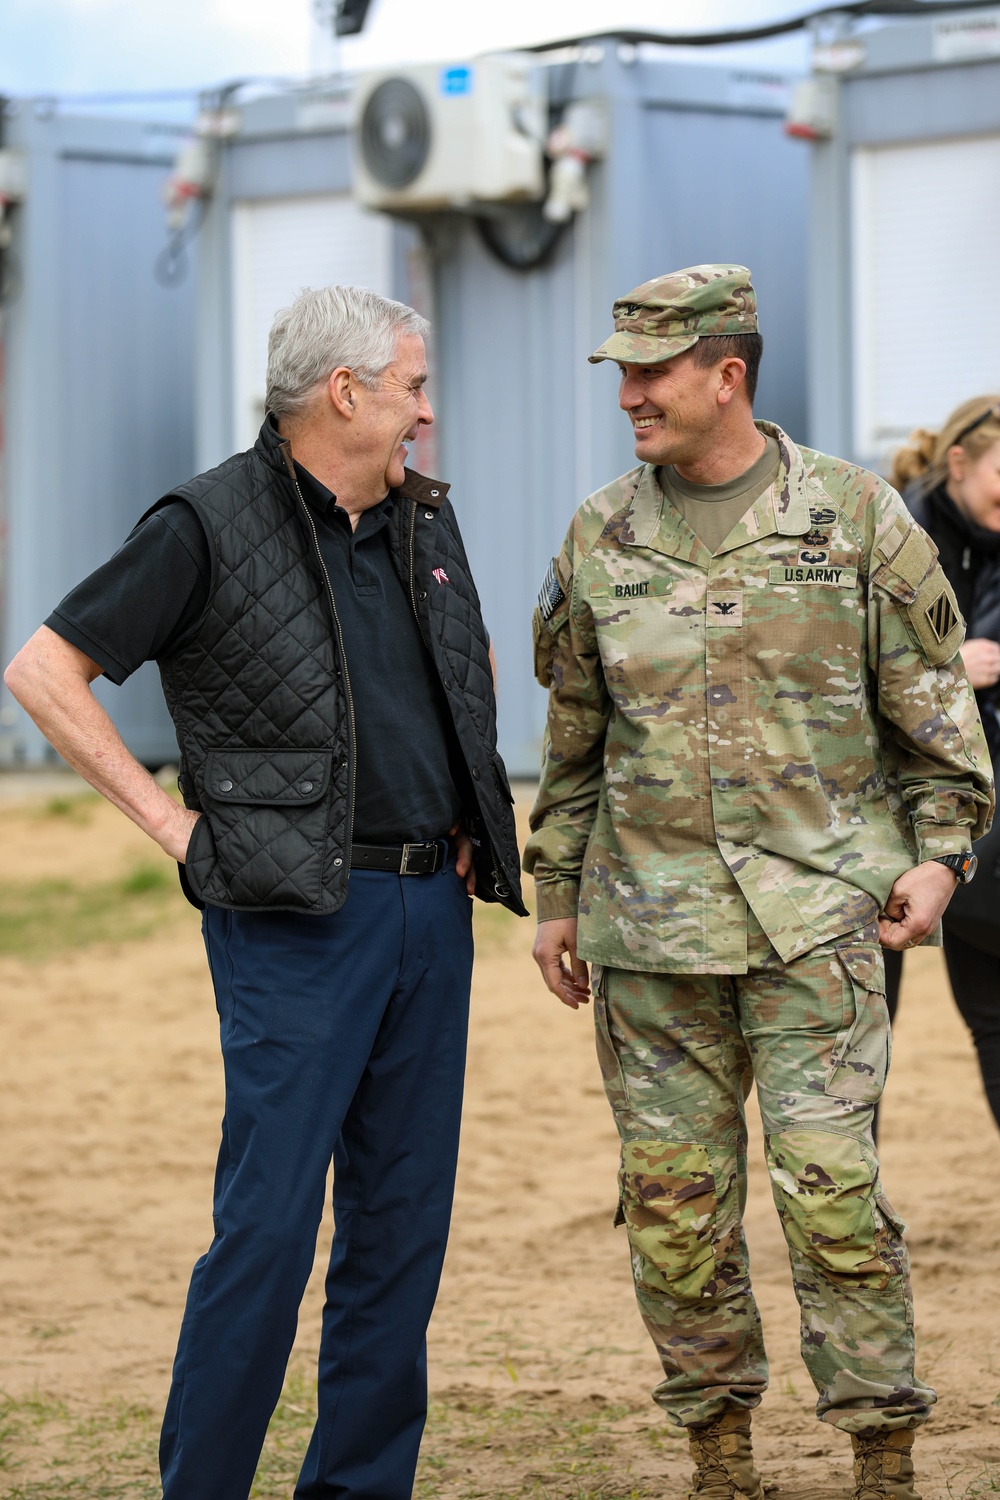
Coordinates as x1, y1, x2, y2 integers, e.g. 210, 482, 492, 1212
879, 859, 961, 951
162, 805, 204, 863
532, 918, 590, 1009
449, 824, 477, 896
4, 625, 203, 866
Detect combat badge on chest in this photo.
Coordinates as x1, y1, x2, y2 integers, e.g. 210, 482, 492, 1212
769, 508, 858, 588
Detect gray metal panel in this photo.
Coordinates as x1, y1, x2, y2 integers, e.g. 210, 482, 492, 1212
432, 218, 582, 780
1, 110, 195, 766
57, 155, 194, 763
805, 127, 854, 464
193, 142, 236, 472
638, 105, 809, 441
630, 57, 791, 115
228, 131, 352, 201
844, 58, 1000, 145
855, 7, 1000, 74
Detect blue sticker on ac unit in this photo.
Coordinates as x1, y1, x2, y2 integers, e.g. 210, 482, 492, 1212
440, 66, 473, 96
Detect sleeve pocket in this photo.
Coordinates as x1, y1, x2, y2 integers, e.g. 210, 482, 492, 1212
874, 530, 965, 666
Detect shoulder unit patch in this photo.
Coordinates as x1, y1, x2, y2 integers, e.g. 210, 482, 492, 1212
925, 590, 958, 644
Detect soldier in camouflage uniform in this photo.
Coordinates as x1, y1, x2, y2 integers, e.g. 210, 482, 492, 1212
524, 266, 994, 1500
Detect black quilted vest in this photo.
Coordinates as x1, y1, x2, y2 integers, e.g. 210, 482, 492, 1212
147, 419, 525, 917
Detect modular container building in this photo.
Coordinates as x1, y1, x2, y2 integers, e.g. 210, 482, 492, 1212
802, 6, 1000, 471
192, 41, 810, 776
0, 106, 197, 766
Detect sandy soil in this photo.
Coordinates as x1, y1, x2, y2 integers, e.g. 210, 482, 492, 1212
0, 781, 998, 1498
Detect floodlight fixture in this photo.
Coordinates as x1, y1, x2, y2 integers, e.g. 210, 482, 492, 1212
335, 0, 374, 36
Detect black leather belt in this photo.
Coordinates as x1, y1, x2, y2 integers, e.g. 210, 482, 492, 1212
351, 840, 445, 875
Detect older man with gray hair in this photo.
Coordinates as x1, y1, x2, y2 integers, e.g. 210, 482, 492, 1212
5, 285, 524, 1500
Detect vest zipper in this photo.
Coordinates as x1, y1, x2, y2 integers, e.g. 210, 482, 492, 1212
406, 500, 433, 651
291, 475, 356, 873
406, 500, 510, 901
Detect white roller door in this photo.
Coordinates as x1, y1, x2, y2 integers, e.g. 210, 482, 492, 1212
231, 194, 392, 450
851, 133, 1000, 465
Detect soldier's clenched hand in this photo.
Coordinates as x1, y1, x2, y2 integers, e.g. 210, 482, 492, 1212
533, 919, 591, 1009
878, 860, 961, 951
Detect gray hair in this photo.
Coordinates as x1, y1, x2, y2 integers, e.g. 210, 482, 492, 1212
265, 284, 430, 418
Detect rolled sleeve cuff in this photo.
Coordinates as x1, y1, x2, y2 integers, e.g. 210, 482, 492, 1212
534, 880, 581, 923
914, 826, 973, 863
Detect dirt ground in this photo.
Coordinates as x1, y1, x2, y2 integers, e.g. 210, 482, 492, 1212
1, 778, 999, 1498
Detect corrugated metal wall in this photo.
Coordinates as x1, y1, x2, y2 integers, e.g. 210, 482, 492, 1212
0, 111, 196, 765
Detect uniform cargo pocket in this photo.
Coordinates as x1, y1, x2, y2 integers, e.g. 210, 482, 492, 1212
187, 748, 336, 909
826, 945, 890, 1104
593, 967, 630, 1116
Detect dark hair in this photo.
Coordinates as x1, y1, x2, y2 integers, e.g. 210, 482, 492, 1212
689, 333, 763, 405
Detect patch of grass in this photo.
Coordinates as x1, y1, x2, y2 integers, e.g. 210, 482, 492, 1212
250, 1366, 319, 1497
962, 1468, 1000, 1497
28, 1325, 73, 1343
0, 862, 187, 961
0, 1391, 158, 1496
32, 793, 100, 825
414, 1391, 656, 1499
0, 1379, 659, 1499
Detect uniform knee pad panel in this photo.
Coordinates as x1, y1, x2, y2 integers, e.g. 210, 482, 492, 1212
619, 1138, 738, 1300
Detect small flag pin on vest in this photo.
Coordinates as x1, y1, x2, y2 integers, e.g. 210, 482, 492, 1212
432, 567, 450, 585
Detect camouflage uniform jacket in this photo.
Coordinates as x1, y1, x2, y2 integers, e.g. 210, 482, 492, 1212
524, 422, 994, 974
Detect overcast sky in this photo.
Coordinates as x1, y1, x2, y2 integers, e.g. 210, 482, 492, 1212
0, 0, 812, 106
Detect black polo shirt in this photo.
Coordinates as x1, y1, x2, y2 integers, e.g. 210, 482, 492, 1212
46, 466, 462, 844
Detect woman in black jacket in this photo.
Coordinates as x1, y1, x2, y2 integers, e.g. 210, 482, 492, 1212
884, 395, 1000, 1133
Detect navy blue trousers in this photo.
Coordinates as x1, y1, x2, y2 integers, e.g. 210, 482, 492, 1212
158, 857, 474, 1500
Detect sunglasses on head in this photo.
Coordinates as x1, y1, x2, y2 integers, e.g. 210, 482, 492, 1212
954, 401, 1000, 446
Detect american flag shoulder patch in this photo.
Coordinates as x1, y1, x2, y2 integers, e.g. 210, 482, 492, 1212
537, 558, 566, 621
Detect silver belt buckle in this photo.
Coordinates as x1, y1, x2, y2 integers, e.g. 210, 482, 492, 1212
399, 841, 433, 875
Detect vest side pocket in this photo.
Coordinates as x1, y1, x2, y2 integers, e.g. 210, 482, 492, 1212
192, 748, 336, 910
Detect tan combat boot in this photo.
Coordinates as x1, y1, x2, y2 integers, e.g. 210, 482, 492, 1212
686, 1409, 764, 1499
851, 1428, 921, 1499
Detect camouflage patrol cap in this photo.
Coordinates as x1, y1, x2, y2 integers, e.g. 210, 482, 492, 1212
589, 264, 757, 366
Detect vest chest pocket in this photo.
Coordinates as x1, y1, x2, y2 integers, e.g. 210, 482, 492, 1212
185, 748, 337, 910
204, 748, 332, 805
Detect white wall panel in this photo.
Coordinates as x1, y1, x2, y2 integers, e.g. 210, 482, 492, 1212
852, 133, 1000, 464
231, 194, 392, 450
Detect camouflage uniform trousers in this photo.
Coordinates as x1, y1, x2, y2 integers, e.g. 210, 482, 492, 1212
593, 916, 936, 1433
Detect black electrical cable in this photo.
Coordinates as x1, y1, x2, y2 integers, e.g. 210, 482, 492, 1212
153, 195, 208, 288
475, 206, 568, 272
0, 91, 18, 305
526, 0, 1000, 51
152, 79, 245, 289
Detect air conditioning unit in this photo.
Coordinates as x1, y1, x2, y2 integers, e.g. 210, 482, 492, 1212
353, 53, 546, 212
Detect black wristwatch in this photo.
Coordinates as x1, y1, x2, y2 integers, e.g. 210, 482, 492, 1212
932, 852, 979, 884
